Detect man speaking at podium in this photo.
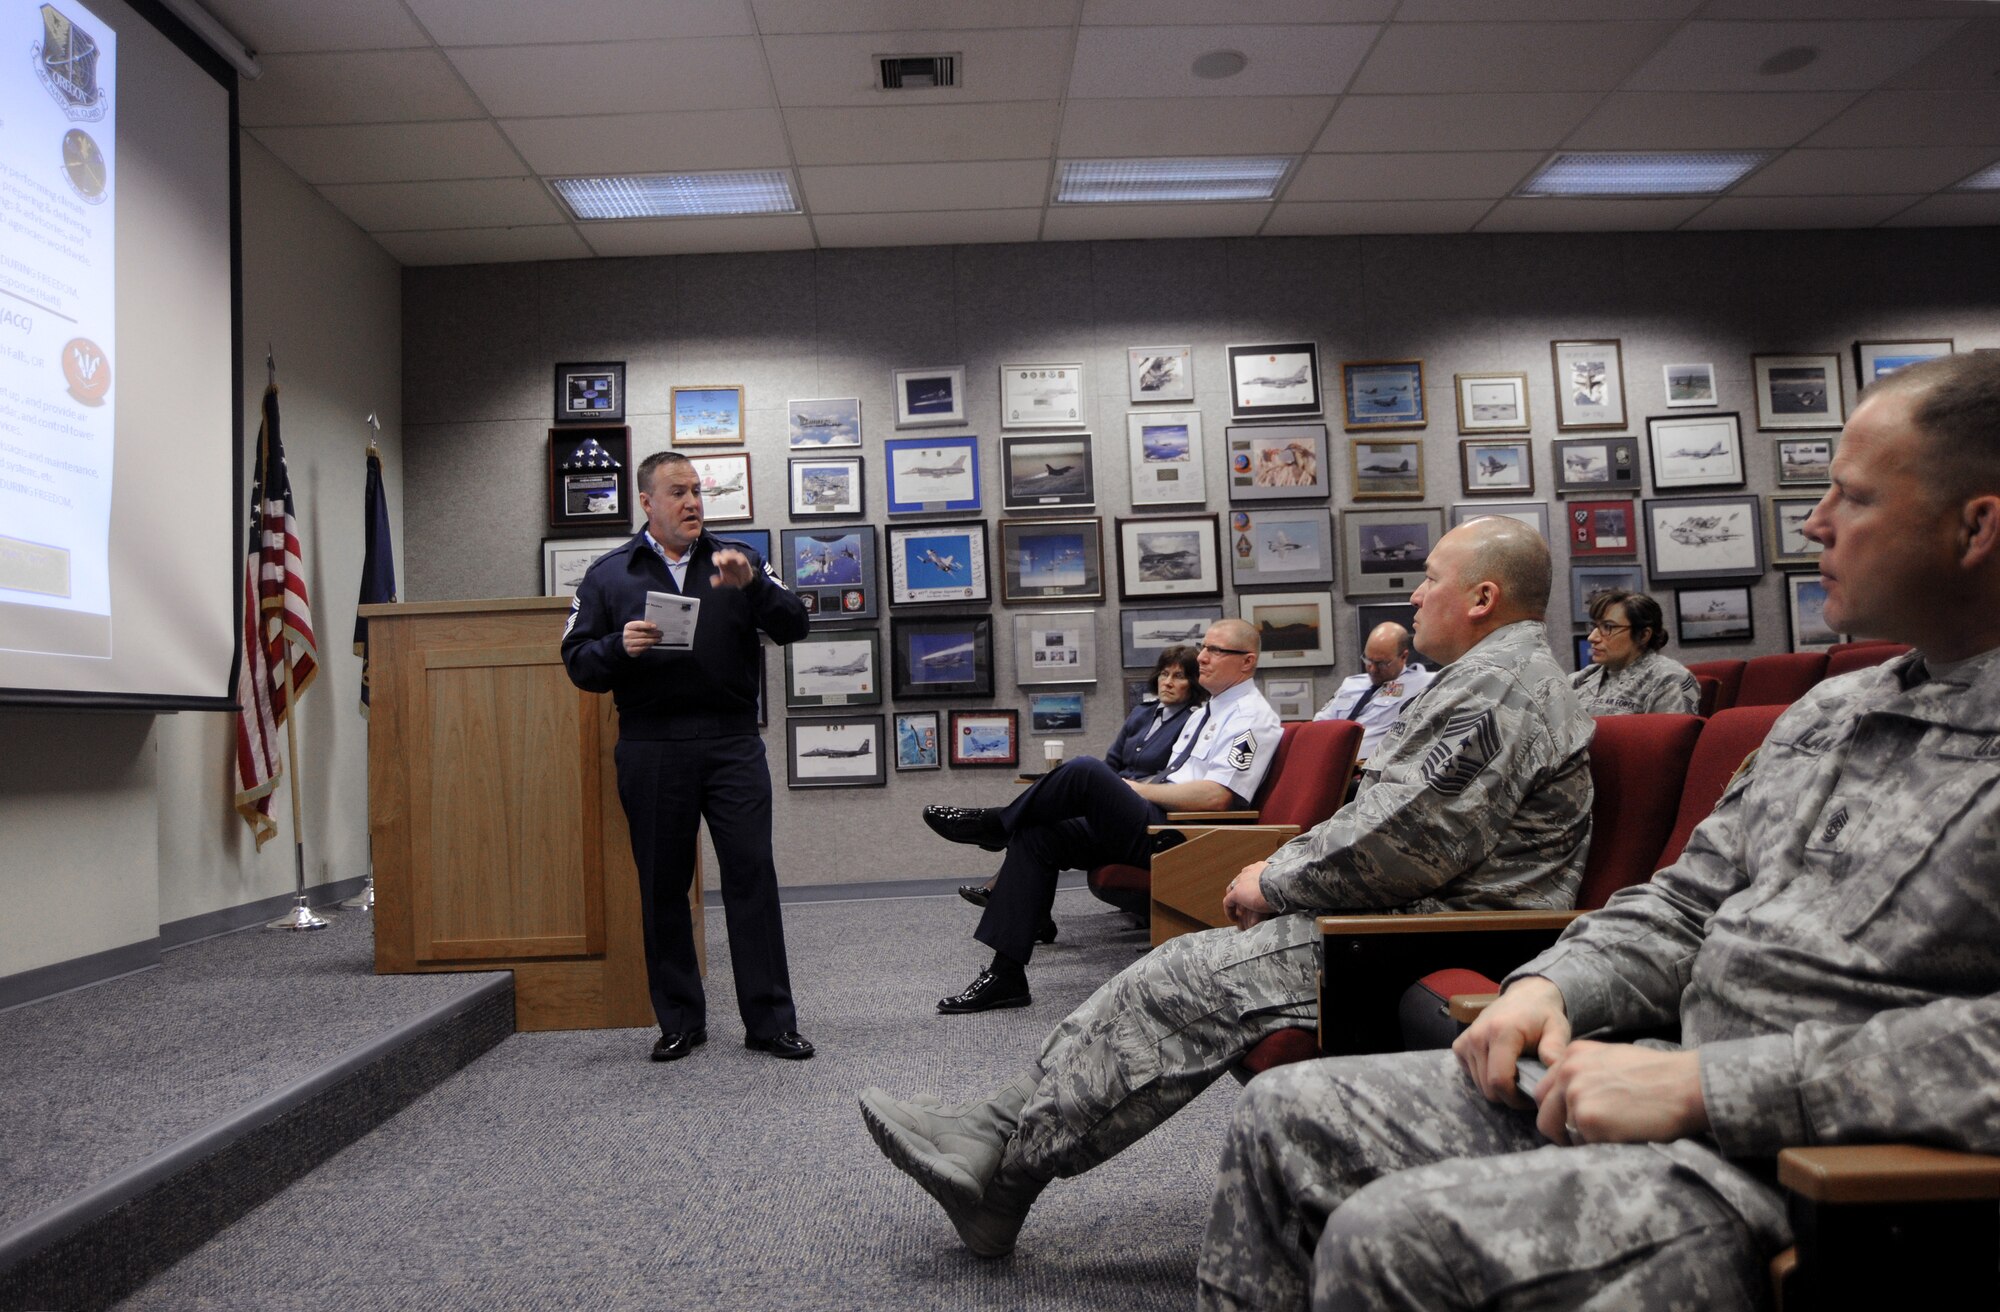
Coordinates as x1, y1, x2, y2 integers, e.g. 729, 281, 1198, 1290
562, 450, 816, 1063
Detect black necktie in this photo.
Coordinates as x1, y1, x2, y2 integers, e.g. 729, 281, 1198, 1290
1347, 683, 1381, 719
1155, 706, 1212, 781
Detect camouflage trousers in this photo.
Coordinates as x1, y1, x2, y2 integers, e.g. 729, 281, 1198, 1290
1197, 1050, 1791, 1312
1009, 913, 1320, 1179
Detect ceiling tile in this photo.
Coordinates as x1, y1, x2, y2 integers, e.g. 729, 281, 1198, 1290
1805, 91, 2000, 148
787, 102, 1062, 166
405, 0, 756, 44
764, 29, 1075, 108
1349, 22, 1677, 95
198, 0, 430, 53
1562, 91, 1856, 149
1315, 93, 1598, 153
580, 216, 818, 256
1475, 197, 1711, 231
815, 209, 1045, 247
318, 178, 565, 232
1396, 0, 1700, 17
1082, 0, 1394, 25
1888, 18, 2000, 90
248, 121, 527, 185
1679, 194, 1922, 229
501, 110, 790, 175
1068, 25, 1378, 99
800, 161, 1051, 213
374, 225, 593, 266
1288, 152, 1543, 202
1621, 20, 1966, 93
240, 51, 485, 127
1040, 202, 1270, 240
1263, 199, 1494, 234
755, 0, 1082, 33
1060, 96, 1335, 157
1881, 192, 2000, 227
1736, 146, 2000, 196
446, 38, 773, 117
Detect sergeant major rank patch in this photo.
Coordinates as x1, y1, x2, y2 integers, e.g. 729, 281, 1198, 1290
1421, 708, 1499, 795
1226, 730, 1257, 770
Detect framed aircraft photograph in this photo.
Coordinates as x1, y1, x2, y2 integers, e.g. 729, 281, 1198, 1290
1348, 438, 1423, 501
1752, 353, 1845, 431
670, 385, 744, 446
1552, 435, 1641, 494
1028, 691, 1085, 735
1551, 339, 1627, 431
1128, 345, 1193, 403
1240, 591, 1334, 668
886, 520, 990, 607
1448, 500, 1549, 538
949, 709, 1019, 768
1226, 424, 1331, 502
1787, 574, 1847, 653
1854, 338, 1952, 387
999, 517, 1104, 605
1459, 438, 1534, 495
1115, 513, 1223, 602
1000, 434, 1094, 512
1127, 411, 1206, 506
893, 711, 942, 771
884, 435, 981, 514
1564, 498, 1638, 558
1341, 508, 1443, 598
547, 426, 629, 532
1227, 341, 1323, 421
1013, 610, 1098, 686
785, 714, 887, 789
788, 454, 864, 517
1769, 494, 1826, 569
783, 630, 882, 710
1647, 412, 1744, 490
1261, 676, 1315, 721
1775, 436, 1834, 486
999, 361, 1084, 429
890, 614, 994, 699
893, 365, 967, 428
1119, 604, 1223, 669
1341, 359, 1426, 431
778, 525, 878, 625
1675, 586, 1754, 644
554, 361, 624, 423
1643, 494, 1765, 583
1662, 362, 1717, 408
1227, 507, 1334, 588
1454, 371, 1530, 433
1570, 563, 1646, 625
787, 397, 861, 449
685, 452, 751, 524
541, 536, 626, 598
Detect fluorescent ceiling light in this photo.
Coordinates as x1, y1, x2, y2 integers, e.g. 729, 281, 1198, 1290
549, 171, 800, 220
1517, 152, 1772, 198
1953, 160, 2000, 192
1056, 157, 1294, 204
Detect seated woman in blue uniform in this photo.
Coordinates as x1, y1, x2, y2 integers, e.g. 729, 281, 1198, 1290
956, 644, 1206, 926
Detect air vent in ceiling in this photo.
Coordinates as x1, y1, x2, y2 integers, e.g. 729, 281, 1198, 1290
878, 54, 958, 89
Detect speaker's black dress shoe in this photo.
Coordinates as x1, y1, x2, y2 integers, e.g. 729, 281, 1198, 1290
1037, 917, 1059, 945
957, 882, 992, 907
746, 1030, 816, 1060
924, 805, 1008, 851
938, 966, 1031, 1014
651, 1027, 707, 1061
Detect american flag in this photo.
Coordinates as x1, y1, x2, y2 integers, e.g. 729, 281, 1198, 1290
352, 441, 397, 716
234, 385, 319, 846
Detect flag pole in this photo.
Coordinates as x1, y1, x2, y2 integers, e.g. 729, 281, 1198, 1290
343, 411, 384, 912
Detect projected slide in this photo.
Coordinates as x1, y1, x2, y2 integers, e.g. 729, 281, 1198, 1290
0, 0, 116, 657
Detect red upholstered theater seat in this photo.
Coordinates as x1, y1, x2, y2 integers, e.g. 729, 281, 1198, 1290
1239, 1025, 1321, 1076
1684, 659, 1745, 713
1824, 642, 1912, 679
1657, 703, 1787, 869
1575, 713, 1704, 909
1735, 652, 1828, 708
1695, 675, 1721, 718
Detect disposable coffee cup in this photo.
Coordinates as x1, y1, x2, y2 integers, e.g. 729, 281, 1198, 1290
1044, 740, 1064, 768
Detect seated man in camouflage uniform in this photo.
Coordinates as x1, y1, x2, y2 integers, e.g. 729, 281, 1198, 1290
859, 515, 1595, 1258
1198, 351, 2000, 1312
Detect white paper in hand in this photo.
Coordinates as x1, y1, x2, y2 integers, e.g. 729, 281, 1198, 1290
644, 591, 700, 649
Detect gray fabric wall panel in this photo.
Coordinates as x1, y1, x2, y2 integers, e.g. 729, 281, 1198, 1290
401, 228, 2000, 886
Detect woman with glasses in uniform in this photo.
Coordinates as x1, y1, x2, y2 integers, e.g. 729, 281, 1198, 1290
1570, 588, 1700, 715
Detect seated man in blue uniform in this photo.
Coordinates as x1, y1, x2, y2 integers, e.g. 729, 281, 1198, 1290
560, 450, 815, 1064
920, 619, 1283, 1013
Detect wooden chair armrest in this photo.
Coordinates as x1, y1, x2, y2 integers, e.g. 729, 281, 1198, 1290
1148, 823, 1300, 840
1148, 827, 1301, 946
1315, 910, 1582, 936
1778, 1145, 2000, 1205
1447, 993, 1500, 1024
1162, 809, 1260, 822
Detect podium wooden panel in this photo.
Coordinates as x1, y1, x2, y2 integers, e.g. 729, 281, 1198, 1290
361, 597, 701, 1031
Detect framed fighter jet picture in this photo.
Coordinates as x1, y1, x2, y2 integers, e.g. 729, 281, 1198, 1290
1341, 359, 1426, 431
778, 526, 878, 625
1552, 436, 1641, 495
1570, 563, 1646, 625
1551, 339, 1627, 432
949, 709, 1019, 767
1226, 508, 1334, 588
1786, 574, 1847, 653
783, 630, 882, 710
1000, 434, 1094, 511
1647, 412, 1744, 491
1227, 341, 1323, 421
1752, 353, 1845, 432
1642, 494, 1764, 583
891, 614, 995, 699
999, 517, 1104, 604
1459, 438, 1534, 495
999, 361, 1084, 429
786, 715, 887, 789
1119, 604, 1223, 669
685, 452, 751, 523
553, 361, 624, 423
1348, 438, 1424, 501
1114, 513, 1222, 603
1768, 494, 1825, 569
789, 455, 864, 517
893, 365, 967, 428
886, 520, 990, 607
894, 711, 943, 771
1127, 411, 1207, 506
885, 435, 981, 514
1455, 371, 1530, 433
1341, 508, 1443, 598
1128, 345, 1194, 403
1239, 592, 1334, 668
787, 397, 862, 450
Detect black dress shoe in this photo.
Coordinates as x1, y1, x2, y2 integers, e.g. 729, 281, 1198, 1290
924, 805, 1008, 851
746, 1030, 816, 1060
937, 966, 1032, 1014
1037, 917, 1059, 945
651, 1027, 707, 1062
958, 882, 993, 907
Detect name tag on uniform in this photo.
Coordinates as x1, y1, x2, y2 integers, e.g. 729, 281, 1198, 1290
645, 592, 700, 649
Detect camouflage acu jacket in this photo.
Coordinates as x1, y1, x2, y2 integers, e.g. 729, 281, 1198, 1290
1570, 648, 1701, 716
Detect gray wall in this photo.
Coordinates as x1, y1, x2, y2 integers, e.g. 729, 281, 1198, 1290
401, 228, 1999, 887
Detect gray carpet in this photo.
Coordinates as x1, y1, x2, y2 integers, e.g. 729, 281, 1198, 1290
110, 889, 1242, 1311
0, 912, 501, 1235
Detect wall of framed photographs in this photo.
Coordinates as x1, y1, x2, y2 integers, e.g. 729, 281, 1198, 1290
401, 228, 2000, 884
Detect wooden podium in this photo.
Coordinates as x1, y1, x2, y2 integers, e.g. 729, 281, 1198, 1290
359, 597, 700, 1031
